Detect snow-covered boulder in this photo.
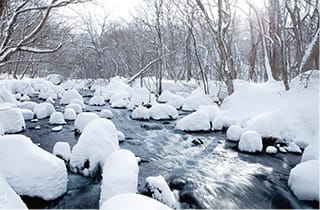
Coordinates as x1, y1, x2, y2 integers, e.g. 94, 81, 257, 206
18, 101, 37, 111
99, 109, 113, 119
65, 103, 82, 114
198, 104, 221, 123
167, 94, 184, 109
288, 160, 319, 201
182, 90, 213, 111
74, 112, 99, 133
20, 108, 34, 120
0, 135, 68, 200
46, 74, 63, 85
110, 93, 130, 108
117, 131, 125, 142
53, 142, 71, 162
100, 193, 172, 210
49, 112, 66, 125
0, 107, 25, 133
266, 146, 277, 154
127, 87, 154, 110
285, 142, 302, 154
33, 102, 55, 119
64, 108, 77, 120
301, 141, 319, 163
100, 149, 139, 206
0, 172, 27, 209
89, 96, 105, 106
226, 125, 243, 142
131, 106, 150, 120
158, 90, 174, 103
46, 97, 55, 104
70, 119, 120, 176
238, 130, 263, 153
0, 90, 18, 105
150, 104, 178, 120
60, 89, 83, 105
146, 175, 178, 209
175, 110, 210, 131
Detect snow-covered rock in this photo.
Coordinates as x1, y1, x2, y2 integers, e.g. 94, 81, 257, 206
117, 131, 125, 142
52, 126, 63, 132
266, 146, 277, 154
158, 90, 174, 103
64, 108, 77, 120
127, 87, 154, 110
131, 106, 150, 120
46, 74, 63, 85
33, 102, 55, 119
301, 141, 319, 163
285, 142, 302, 154
288, 160, 319, 201
226, 125, 243, 142
70, 118, 120, 176
111, 96, 129, 108
46, 97, 55, 104
0, 107, 25, 133
198, 104, 221, 123
100, 149, 139, 206
100, 193, 172, 210
20, 108, 34, 120
49, 112, 66, 125
60, 89, 83, 105
0, 90, 18, 105
65, 103, 82, 114
175, 110, 210, 131
0, 135, 68, 200
150, 104, 178, 120
89, 96, 105, 106
74, 112, 99, 133
146, 175, 178, 209
18, 101, 37, 111
99, 109, 113, 119
53, 142, 71, 162
182, 89, 214, 111
238, 130, 263, 153
0, 172, 27, 209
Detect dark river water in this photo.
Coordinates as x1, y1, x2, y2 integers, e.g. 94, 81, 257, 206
20, 91, 318, 209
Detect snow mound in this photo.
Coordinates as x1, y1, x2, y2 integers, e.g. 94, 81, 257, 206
46, 74, 63, 85
266, 146, 277, 154
0, 172, 27, 209
64, 108, 77, 120
18, 101, 37, 111
301, 141, 319, 163
0, 107, 25, 133
117, 131, 125, 142
198, 104, 221, 123
288, 160, 319, 201
285, 142, 302, 154
110, 92, 130, 108
99, 109, 113, 119
131, 106, 150, 120
166, 94, 184, 109
0, 122, 4, 135
158, 90, 174, 103
33, 102, 55, 119
127, 88, 154, 110
60, 89, 83, 105
146, 175, 178, 208
0, 135, 67, 200
175, 110, 210, 131
52, 126, 63, 132
238, 130, 263, 153
20, 108, 34, 120
0, 90, 18, 105
49, 112, 66, 125
65, 103, 82, 114
226, 125, 243, 142
74, 112, 99, 133
89, 96, 105, 106
182, 89, 214, 111
100, 193, 172, 210
100, 149, 139, 206
46, 97, 55, 104
70, 118, 120, 176
53, 142, 71, 162
150, 103, 178, 120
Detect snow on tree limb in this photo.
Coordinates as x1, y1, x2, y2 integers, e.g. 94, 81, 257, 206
299, 29, 320, 72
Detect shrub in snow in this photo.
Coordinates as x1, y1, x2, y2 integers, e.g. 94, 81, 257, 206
60, 89, 83, 105
285, 142, 302, 154
100, 149, 139, 206
238, 130, 263, 153
99, 109, 113, 119
176, 110, 210, 132
20, 108, 34, 120
0, 172, 27, 209
301, 141, 319, 163
288, 160, 319, 201
53, 142, 71, 162
131, 106, 150, 120
18, 101, 37, 111
0, 135, 68, 200
198, 104, 221, 123
150, 103, 178, 120
0, 107, 25, 133
64, 108, 77, 120
226, 125, 243, 142
33, 102, 55, 119
100, 193, 172, 210
182, 89, 213, 111
0, 90, 18, 104
117, 131, 125, 142
74, 112, 99, 133
65, 103, 82, 114
49, 112, 66, 125
146, 175, 178, 209
266, 146, 277, 154
89, 96, 105, 106
70, 118, 120, 176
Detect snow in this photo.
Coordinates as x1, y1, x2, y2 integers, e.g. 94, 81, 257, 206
0, 135, 68, 200
110, 92, 130, 108
198, 104, 221, 123
100, 193, 172, 210
52, 126, 63, 132
175, 110, 210, 131
0, 107, 25, 133
166, 94, 184, 109
0, 172, 27, 209
46, 97, 55, 104
146, 175, 178, 208
117, 131, 125, 142
301, 140, 319, 163
65, 103, 82, 114
182, 88, 214, 111
46, 74, 63, 85
74, 112, 99, 133
131, 106, 150, 120
64, 108, 77, 120
70, 118, 120, 176
288, 160, 319, 201
0, 121, 4, 135
53, 142, 71, 162
238, 130, 263, 153
89, 96, 105, 106
49, 112, 66, 125
100, 149, 139, 206
226, 125, 243, 142
0, 90, 18, 105
285, 142, 302, 154
158, 90, 174, 103
60, 89, 83, 105
127, 87, 153, 110
266, 146, 277, 154
99, 109, 113, 119
18, 101, 37, 111
20, 108, 34, 120
33, 102, 55, 119
150, 103, 178, 120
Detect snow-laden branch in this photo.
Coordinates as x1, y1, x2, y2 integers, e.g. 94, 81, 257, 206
299, 28, 320, 72
19, 45, 62, 54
